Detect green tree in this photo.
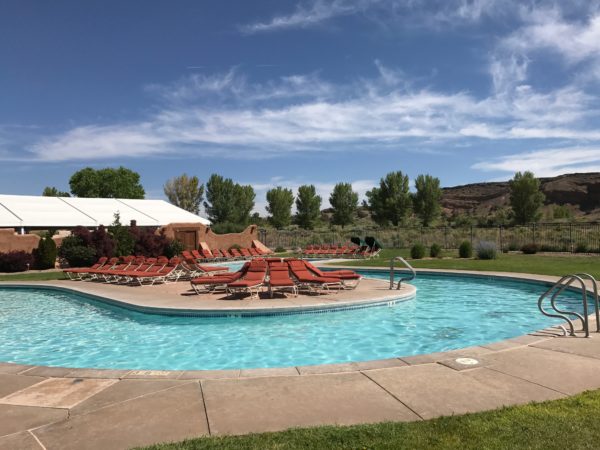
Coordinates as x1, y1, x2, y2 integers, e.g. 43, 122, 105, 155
266, 187, 294, 229
69, 166, 145, 198
42, 186, 70, 197
413, 174, 443, 227
163, 174, 204, 215
33, 231, 58, 269
366, 171, 412, 226
109, 213, 135, 256
203, 174, 255, 225
204, 174, 237, 223
233, 184, 255, 225
552, 205, 572, 220
509, 171, 545, 224
295, 185, 322, 230
329, 183, 358, 228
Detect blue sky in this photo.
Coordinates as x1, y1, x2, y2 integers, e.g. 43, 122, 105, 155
1, 0, 600, 212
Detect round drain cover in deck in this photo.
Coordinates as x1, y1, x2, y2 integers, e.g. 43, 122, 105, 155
455, 357, 479, 366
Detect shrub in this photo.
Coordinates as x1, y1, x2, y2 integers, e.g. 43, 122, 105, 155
507, 242, 519, 252
476, 241, 497, 260
430, 243, 442, 258
575, 242, 588, 253
521, 243, 539, 254
129, 225, 170, 257
0, 251, 34, 272
33, 232, 57, 269
229, 244, 242, 251
459, 241, 473, 258
71, 226, 93, 246
164, 239, 185, 259
540, 244, 561, 252
91, 225, 115, 258
275, 246, 286, 253
61, 245, 96, 267
211, 222, 247, 234
410, 243, 426, 259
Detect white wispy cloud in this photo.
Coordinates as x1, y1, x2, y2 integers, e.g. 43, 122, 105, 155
493, 5, 600, 84
472, 147, 600, 177
240, 0, 516, 34
240, 0, 365, 34
5, 2, 600, 165
14, 60, 599, 163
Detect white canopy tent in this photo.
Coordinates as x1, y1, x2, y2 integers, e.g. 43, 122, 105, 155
0, 195, 210, 230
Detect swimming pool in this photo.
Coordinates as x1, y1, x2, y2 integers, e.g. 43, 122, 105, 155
0, 272, 579, 370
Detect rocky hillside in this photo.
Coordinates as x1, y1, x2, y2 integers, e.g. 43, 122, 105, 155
442, 173, 600, 219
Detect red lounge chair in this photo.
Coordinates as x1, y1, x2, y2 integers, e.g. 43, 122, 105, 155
302, 260, 362, 289
127, 257, 183, 285
115, 257, 165, 284
201, 249, 215, 260
267, 262, 298, 298
88, 257, 135, 281
240, 248, 252, 258
181, 250, 195, 260
102, 257, 147, 283
211, 249, 225, 260
220, 249, 233, 259
182, 258, 229, 278
190, 262, 250, 294
230, 248, 243, 259
191, 249, 203, 261
287, 260, 343, 293
226, 261, 267, 299
63, 257, 109, 280
76, 257, 119, 280
248, 248, 260, 257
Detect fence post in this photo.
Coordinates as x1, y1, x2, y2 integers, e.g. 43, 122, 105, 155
569, 223, 573, 253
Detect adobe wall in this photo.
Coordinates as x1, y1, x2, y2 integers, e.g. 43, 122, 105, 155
0, 229, 40, 253
160, 223, 261, 250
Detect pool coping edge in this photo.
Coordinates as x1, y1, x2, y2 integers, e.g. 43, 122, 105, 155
0, 267, 576, 380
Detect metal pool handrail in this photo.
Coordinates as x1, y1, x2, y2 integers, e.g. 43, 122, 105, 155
390, 257, 416, 290
538, 274, 599, 337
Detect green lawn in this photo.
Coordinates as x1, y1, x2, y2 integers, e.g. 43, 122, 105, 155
139, 388, 600, 450
0, 271, 65, 282
1, 251, 598, 280
329, 249, 600, 279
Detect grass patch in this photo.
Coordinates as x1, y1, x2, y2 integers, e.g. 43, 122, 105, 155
330, 249, 600, 279
0, 271, 65, 281
139, 388, 600, 449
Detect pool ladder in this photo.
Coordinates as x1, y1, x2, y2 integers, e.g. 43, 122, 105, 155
538, 274, 599, 337
389, 257, 416, 290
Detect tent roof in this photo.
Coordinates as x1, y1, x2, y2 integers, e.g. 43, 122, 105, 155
0, 195, 210, 228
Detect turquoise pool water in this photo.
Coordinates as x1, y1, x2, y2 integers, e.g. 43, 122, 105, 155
0, 272, 579, 370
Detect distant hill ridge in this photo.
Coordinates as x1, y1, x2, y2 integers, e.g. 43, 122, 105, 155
442, 172, 600, 219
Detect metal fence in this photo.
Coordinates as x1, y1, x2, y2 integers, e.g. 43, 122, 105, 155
260, 223, 600, 253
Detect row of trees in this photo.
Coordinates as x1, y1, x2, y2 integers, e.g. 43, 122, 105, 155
43, 166, 546, 231
162, 171, 443, 230
163, 170, 545, 229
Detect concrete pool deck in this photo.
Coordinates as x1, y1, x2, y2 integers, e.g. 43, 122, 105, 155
0, 276, 415, 316
1, 267, 599, 449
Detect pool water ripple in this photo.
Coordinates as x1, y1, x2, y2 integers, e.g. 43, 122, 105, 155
0, 273, 582, 370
